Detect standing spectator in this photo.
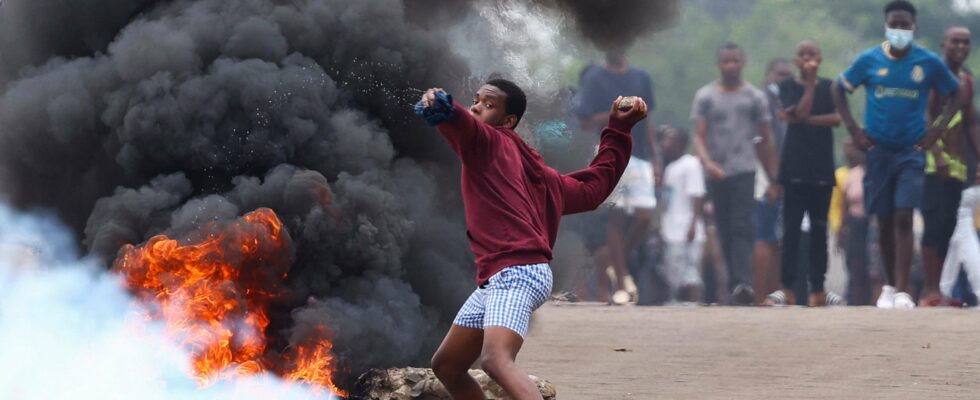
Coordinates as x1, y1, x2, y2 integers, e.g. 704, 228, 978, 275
660, 127, 706, 303
577, 48, 658, 303
837, 137, 875, 305
764, 40, 842, 306
832, 0, 963, 309
693, 42, 781, 305
920, 26, 980, 306
940, 187, 980, 303
752, 58, 793, 304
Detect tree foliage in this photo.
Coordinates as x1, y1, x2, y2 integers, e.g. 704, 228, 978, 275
568, 0, 980, 161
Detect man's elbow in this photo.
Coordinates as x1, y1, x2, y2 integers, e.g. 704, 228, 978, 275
831, 79, 848, 100
829, 114, 843, 127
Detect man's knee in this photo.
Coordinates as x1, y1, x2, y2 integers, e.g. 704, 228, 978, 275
894, 209, 914, 233
480, 351, 513, 378
432, 351, 467, 381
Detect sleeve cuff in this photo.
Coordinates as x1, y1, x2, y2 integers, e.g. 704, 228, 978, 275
607, 117, 636, 134
838, 76, 855, 93
414, 91, 457, 126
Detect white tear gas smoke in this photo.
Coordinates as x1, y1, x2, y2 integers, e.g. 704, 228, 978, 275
0, 203, 342, 399
0, 0, 678, 389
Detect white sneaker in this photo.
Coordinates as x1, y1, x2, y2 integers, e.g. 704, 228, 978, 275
876, 285, 896, 309
893, 292, 916, 309
612, 290, 631, 305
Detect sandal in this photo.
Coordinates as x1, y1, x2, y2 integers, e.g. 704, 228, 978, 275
763, 289, 794, 306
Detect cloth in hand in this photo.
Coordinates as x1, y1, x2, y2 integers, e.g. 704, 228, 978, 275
414, 90, 456, 126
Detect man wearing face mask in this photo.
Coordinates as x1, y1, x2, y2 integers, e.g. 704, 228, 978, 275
832, 0, 965, 309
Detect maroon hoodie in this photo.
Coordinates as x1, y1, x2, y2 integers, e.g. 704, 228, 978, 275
437, 100, 633, 285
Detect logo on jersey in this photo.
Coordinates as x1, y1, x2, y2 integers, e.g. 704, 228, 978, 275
877, 68, 889, 76
874, 86, 919, 99
911, 65, 924, 83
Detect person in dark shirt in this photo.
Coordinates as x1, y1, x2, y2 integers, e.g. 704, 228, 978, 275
576, 48, 658, 303
920, 26, 980, 306
577, 48, 657, 161
418, 79, 647, 399
764, 40, 842, 306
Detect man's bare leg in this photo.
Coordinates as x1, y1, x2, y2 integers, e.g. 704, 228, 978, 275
893, 208, 915, 294
877, 214, 896, 287
481, 327, 543, 400
594, 246, 613, 303
606, 210, 631, 293
432, 325, 486, 400
752, 241, 781, 304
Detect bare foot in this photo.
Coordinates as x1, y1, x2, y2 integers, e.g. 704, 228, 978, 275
918, 292, 944, 307
808, 291, 827, 307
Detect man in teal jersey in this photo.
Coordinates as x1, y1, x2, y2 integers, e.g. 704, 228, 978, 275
832, 0, 964, 309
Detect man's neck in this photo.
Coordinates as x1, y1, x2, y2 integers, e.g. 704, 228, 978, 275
945, 57, 963, 75
888, 44, 911, 59
720, 78, 743, 91
605, 62, 628, 74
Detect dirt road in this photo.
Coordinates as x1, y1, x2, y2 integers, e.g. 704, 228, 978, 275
520, 303, 980, 399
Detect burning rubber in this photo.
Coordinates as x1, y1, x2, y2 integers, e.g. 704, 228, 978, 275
355, 367, 556, 400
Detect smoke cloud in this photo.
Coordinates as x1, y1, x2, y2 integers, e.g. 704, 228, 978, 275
0, 202, 346, 399
550, 0, 680, 50
0, 0, 679, 389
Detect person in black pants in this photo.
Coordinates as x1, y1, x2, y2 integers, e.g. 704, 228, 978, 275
692, 43, 780, 305
765, 40, 841, 306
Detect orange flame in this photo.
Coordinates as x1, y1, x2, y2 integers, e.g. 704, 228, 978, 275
114, 208, 346, 396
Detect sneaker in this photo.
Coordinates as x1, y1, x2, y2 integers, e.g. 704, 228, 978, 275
876, 285, 896, 309
732, 284, 755, 306
612, 290, 632, 305
825, 291, 847, 306
893, 292, 916, 309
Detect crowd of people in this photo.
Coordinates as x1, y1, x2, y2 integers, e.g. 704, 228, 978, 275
571, 0, 980, 308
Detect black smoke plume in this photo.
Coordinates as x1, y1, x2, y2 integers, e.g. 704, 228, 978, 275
550, 0, 680, 50
0, 0, 678, 387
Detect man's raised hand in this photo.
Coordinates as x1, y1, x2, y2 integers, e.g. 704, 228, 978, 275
610, 96, 649, 127
421, 88, 445, 108
802, 59, 820, 82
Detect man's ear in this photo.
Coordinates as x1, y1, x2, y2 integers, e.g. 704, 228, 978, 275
503, 114, 518, 130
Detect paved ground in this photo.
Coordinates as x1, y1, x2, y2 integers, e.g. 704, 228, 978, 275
520, 303, 980, 399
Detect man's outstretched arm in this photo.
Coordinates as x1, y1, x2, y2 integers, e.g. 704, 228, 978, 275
416, 88, 495, 160
562, 97, 647, 215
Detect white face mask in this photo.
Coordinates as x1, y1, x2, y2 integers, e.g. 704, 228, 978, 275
885, 26, 914, 50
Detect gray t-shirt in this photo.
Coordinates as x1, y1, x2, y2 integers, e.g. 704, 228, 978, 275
691, 81, 771, 175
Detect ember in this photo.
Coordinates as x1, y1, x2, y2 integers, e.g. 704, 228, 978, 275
114, 208, 346, 396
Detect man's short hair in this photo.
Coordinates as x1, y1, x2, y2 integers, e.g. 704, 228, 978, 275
766, 58, 790, 73
659, 125, 689, 147
717, 42, 744, 59
884, 1, 916, 18
486, 78, 527, 127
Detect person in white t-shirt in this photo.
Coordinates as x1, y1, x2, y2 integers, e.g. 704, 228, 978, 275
940, 186, 980, 304
660, 127, 706, 302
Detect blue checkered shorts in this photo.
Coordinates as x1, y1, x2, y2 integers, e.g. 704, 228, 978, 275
452, 263, 553, 339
